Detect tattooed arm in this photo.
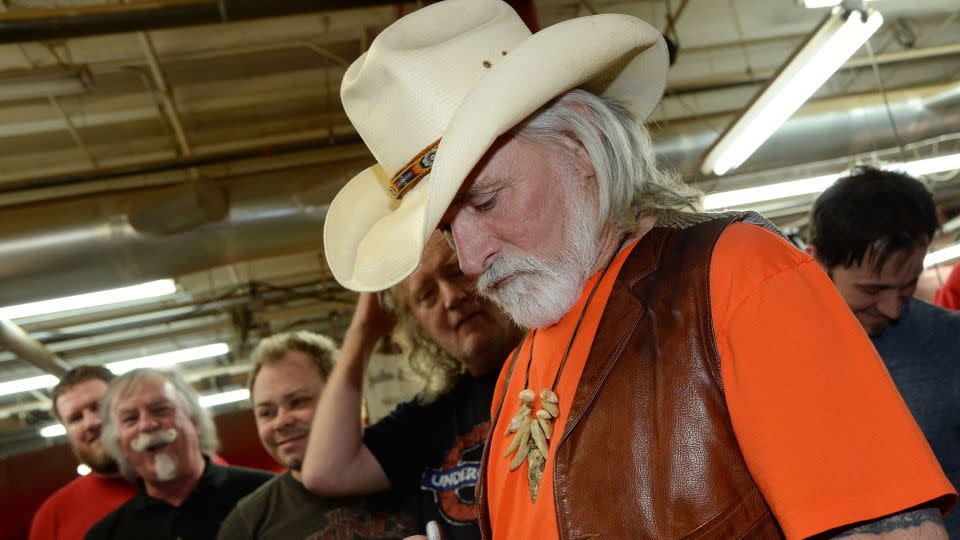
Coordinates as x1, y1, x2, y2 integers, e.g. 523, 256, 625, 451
829, 508, 947, 539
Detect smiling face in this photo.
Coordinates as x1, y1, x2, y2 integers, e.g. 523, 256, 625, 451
252, 351, 325, 478
440, 134, 603, 328
112, 375, 203, 485
821, 245, 927, 337
55, 378, 117, 474
403, 232, 521, 376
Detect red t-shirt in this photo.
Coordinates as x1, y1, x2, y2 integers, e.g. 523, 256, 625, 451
29, 473, 136, 540
486, 223, 955, 539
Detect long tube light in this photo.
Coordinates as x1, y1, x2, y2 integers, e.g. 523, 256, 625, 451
1, 343, 229, 398
925, 244, 960, 268
703, 152, 960, 210
39, 386, 248, 439
105, 343, 230, 374
0, 374, 60, 398
199, 389, 249, 408
701, 7, 883, 176
0, 279, 177, 321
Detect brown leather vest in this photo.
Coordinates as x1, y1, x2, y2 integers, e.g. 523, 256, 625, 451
477, 216, 785, 539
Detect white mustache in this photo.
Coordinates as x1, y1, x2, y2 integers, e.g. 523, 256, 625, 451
130, 428, 178, 452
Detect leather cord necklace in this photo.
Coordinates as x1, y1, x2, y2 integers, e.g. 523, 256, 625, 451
502, 254, 619, 502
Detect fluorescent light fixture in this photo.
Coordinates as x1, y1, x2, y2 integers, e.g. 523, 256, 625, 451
0, 374, 59, 397
802, 0, 873, 7
703, 152, 960, 210
701, 7, 883, 176
925, 243, 960, 268
703, 173, 839, 210
199, 389, 249, 408
39, 424, 67, 438
106, 343, 230, 374
0, 279, 177, 321
900, 153, 960, 178
77, 464, 92, 476
0, 66, 92, 103
0, 342, 229, 399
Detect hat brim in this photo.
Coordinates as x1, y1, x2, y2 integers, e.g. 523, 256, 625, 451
325, 14, 667, 292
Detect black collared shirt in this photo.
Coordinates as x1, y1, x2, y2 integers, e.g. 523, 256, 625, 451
85, 456, 273, 540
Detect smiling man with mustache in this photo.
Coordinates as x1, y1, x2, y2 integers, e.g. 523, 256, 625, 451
86, 368, 272, 540
218, 331, 416, 540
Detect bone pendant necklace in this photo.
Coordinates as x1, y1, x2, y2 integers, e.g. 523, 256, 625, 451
502, 257, 617, 502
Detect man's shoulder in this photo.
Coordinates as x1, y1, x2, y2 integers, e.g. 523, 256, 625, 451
208, 462, 274, 491
82, 497, 132, 540
37, 474, 133, 515
232, 472, 285, 512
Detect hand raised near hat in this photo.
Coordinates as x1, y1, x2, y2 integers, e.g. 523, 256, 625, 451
347, 292, 395, 343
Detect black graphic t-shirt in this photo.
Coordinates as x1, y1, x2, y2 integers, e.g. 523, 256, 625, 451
363, 372, 497, 540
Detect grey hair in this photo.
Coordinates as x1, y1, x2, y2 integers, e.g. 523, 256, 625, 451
100, 368, 220, 481
386, 283, 464, 405
514, 89, 703, 236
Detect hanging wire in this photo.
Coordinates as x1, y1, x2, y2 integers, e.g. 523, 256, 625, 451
863, 38, 907, 159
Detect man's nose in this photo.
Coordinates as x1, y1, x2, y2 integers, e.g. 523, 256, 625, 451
450, 215, 495, 277
876, 293, 905, 321
82, 409, 101, 431
138, 413, 160, 432
439, 280, 467, 310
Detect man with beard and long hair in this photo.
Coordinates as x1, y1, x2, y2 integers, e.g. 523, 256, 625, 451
86, 368, 271, 540
320, 0, 955, 538
30, 366, 136, 540
302, 231, 523, 540
218, 331, 416, 539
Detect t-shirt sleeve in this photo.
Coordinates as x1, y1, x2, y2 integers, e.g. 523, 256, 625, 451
362, 397, 443, 490
216, 504, 254, 540
711, 222, 956, 539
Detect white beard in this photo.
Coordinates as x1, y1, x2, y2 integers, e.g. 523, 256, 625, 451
153, 453, 178, 482
477, 173, 602, 328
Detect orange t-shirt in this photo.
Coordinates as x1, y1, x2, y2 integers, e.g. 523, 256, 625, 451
485, 222, 956, 540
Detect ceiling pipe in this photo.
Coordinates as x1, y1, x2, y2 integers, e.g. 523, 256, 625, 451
0, 0, 398, 45
0, 157, 368, 306
0, 319, 71, 377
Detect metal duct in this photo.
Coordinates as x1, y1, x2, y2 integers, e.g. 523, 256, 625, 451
0, 319, 71, 377
0, 158, 368, 306
656, 81, 960, 179
0, 0, 396, 45
0, 83, 957, 307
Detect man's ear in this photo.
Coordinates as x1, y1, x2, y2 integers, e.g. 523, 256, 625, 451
555, 133, 594, 181
805, 244, 829, 272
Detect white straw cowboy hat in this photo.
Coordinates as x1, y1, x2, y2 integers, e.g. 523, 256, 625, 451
324, 0, 668, 292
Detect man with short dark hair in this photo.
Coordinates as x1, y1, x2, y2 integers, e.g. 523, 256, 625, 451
86, 368, 272, 540
317, 1, 955, 537
807, 165, 960, 537
218, 331, 415, 539
30, 365, 136, 540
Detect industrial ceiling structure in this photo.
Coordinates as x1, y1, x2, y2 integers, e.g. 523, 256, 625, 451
0, 0, 958, 456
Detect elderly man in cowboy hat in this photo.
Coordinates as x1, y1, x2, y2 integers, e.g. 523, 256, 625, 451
321, 0, 955, 538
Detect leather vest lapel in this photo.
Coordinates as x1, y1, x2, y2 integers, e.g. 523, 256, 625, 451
558, 229, 666, 444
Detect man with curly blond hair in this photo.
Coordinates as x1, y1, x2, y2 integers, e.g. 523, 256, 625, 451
303, 231, 522, 539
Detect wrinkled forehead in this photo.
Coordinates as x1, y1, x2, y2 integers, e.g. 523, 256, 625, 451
114, 375, 177, 411
56, 378, 108, 418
